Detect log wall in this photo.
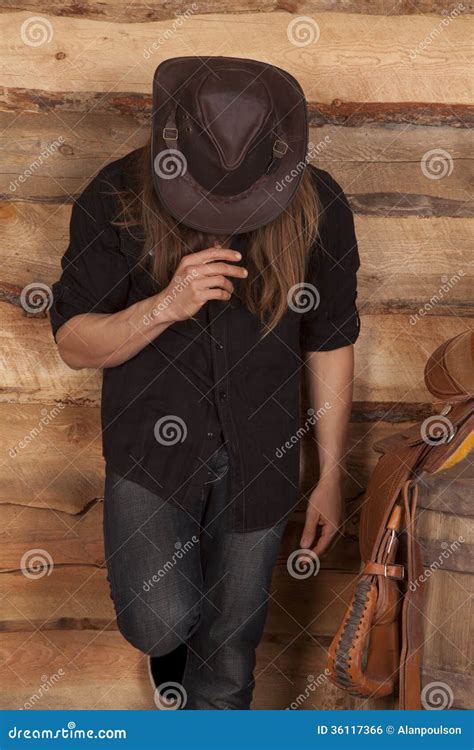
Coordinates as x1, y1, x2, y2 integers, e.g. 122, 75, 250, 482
0, 1, 472, 710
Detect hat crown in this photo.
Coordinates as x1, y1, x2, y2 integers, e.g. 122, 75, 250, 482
151, 56, 308, 234
195, 68, 272, 171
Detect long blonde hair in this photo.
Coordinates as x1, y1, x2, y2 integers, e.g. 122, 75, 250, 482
112, 141, 322, 332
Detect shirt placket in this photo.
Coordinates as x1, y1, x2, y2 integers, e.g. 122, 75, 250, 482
207, 298, 244, 529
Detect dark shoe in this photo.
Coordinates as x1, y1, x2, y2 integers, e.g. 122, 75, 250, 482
148, 642, 188, 695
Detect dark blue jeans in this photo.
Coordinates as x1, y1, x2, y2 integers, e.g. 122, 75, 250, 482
103, 444, 288, 709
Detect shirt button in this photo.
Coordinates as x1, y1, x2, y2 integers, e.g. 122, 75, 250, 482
215, 341, 224, 350
207, 431, 214, 438
219, 391, 227, 401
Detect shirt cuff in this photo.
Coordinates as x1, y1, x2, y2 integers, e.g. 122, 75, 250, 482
49, 281, 93, 340
300, 310, 360, 352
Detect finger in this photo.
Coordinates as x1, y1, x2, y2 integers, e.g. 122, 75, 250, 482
300, 512, 320, 550
312, 524, 337, 557
203, 288, 232, 302
196, 262, 248, 279
182, 247, 241, 267
197, 275, 235, 294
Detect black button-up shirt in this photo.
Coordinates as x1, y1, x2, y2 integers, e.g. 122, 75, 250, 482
50, 150, 360, 532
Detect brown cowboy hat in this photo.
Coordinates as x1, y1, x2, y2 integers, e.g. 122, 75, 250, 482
151, 56, 309, 235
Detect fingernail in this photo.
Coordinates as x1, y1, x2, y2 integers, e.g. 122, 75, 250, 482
235, 252, 241, 259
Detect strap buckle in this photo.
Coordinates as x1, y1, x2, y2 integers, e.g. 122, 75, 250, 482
163, 127, 178, 140
384, 563, 405, 579
273, 139, 288, 157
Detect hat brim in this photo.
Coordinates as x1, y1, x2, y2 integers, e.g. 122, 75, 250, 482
151, 56, 308, 235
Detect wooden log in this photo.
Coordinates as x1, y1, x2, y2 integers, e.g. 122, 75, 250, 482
311, 124, 473, 213
2, 1, 472, 23
0, 402, 103, 513
0, 630, 154, 709
354, 315, 472, 404
307, 101, 474, 128
1, 113, 473, 217
2, 88, 473, 128
0, 501, 104, 571
0, 567, 114, 632
0, 306, 102, 403
355, 216, 473, 315
1, 11, 472, 103
0, 201, 70, 288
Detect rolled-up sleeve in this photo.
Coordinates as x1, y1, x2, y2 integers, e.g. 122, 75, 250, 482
49, 172, 131, 340
300, 171, 360, 352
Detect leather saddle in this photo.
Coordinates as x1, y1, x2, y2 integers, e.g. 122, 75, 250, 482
327, 330, 474, 708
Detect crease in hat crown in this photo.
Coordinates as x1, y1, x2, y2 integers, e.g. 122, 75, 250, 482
193, 67, 273, 172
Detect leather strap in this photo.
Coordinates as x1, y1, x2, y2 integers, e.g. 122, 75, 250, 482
362, 561, 405, 580
163, 105, 179, 149
399, 482, 423, 709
